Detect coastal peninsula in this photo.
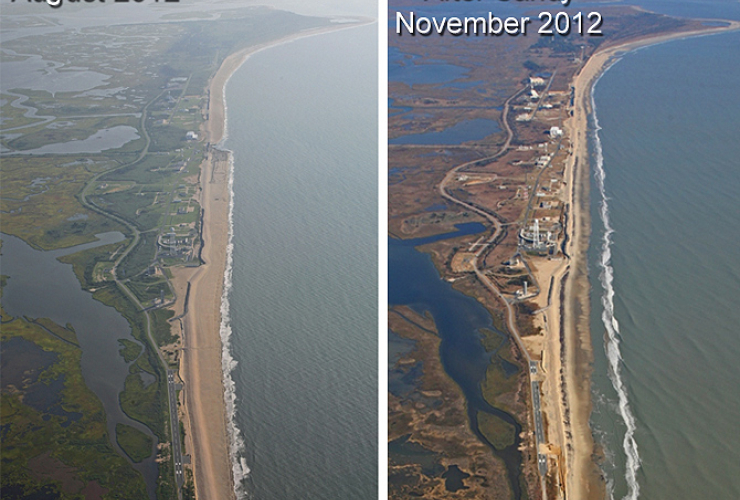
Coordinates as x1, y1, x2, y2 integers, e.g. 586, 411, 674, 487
175, 20, 376, 500
388, 3, 738, 498
0, 4, 347, 498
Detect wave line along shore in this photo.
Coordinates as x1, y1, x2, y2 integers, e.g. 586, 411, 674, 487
558, 18, 740, 500
171, 18, 376, 500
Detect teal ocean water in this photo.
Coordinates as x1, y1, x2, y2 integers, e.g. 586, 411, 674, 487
589, 30, 740, 499
220, 24, 377, 499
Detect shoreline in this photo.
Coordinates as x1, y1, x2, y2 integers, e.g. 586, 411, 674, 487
171, 19, 376, 500
551, 20, 740, 500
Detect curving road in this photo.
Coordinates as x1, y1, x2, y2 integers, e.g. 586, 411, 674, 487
77, 89, 184, 498
436, 81, 557, 497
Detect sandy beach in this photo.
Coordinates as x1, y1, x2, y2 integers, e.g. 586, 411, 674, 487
545, 19, 740, 500
171, 12, 737, 500
169, 20, 375, 500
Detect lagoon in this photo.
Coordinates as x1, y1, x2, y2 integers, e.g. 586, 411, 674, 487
0, 232, 158, 498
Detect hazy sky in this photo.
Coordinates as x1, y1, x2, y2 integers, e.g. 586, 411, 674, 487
1, 0, 376, 24
233, 0, 376, 18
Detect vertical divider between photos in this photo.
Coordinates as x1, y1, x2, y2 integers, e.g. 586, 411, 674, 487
378, 0, 390, 498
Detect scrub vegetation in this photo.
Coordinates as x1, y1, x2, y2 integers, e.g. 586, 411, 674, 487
0, 315, 148, 498
1, 6, 328, 498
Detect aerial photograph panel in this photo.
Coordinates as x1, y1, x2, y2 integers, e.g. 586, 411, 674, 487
1, 1, 377, 499
388, 0, 739, 499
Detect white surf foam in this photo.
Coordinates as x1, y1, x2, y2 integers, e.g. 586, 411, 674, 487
217, 148, 251, 498
212, 26, 373, 498
591, 67, 642, 500
214, 55, 254, 498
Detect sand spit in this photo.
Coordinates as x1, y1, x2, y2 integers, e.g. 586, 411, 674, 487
170, 19, 375, 500
550, 20, 740, 500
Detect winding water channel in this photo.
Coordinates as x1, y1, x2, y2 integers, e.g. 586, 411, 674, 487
0, 232, 158, 498
389, 223, 524, 498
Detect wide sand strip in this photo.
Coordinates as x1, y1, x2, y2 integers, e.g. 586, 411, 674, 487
553, 20, 740, 500
173, 20, 375, 500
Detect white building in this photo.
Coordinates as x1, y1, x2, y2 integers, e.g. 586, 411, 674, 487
529, 77, 546, 87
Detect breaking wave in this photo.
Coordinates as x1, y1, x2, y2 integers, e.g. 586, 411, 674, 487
217, 147, 251, 499
591, 67, 641, 500
216, 60, 252, 499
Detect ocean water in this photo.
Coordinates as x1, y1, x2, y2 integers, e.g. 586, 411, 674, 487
589, 30, 740, 499
220, 23, 377, 499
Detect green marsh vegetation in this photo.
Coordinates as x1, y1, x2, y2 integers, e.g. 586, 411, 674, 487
1, 7, 331, 498
118, 339, 143, 364
479, 328, 523, 418
116, 424, 154, 463
0, 315, 148, 498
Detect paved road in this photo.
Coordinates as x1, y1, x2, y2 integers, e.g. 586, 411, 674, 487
537, 453, 548, 477
167, 369, 184, 488
77, 89, 185, 497
532, 380, 548, 482
437, 83, 553, 496
532, 381, 545, 445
